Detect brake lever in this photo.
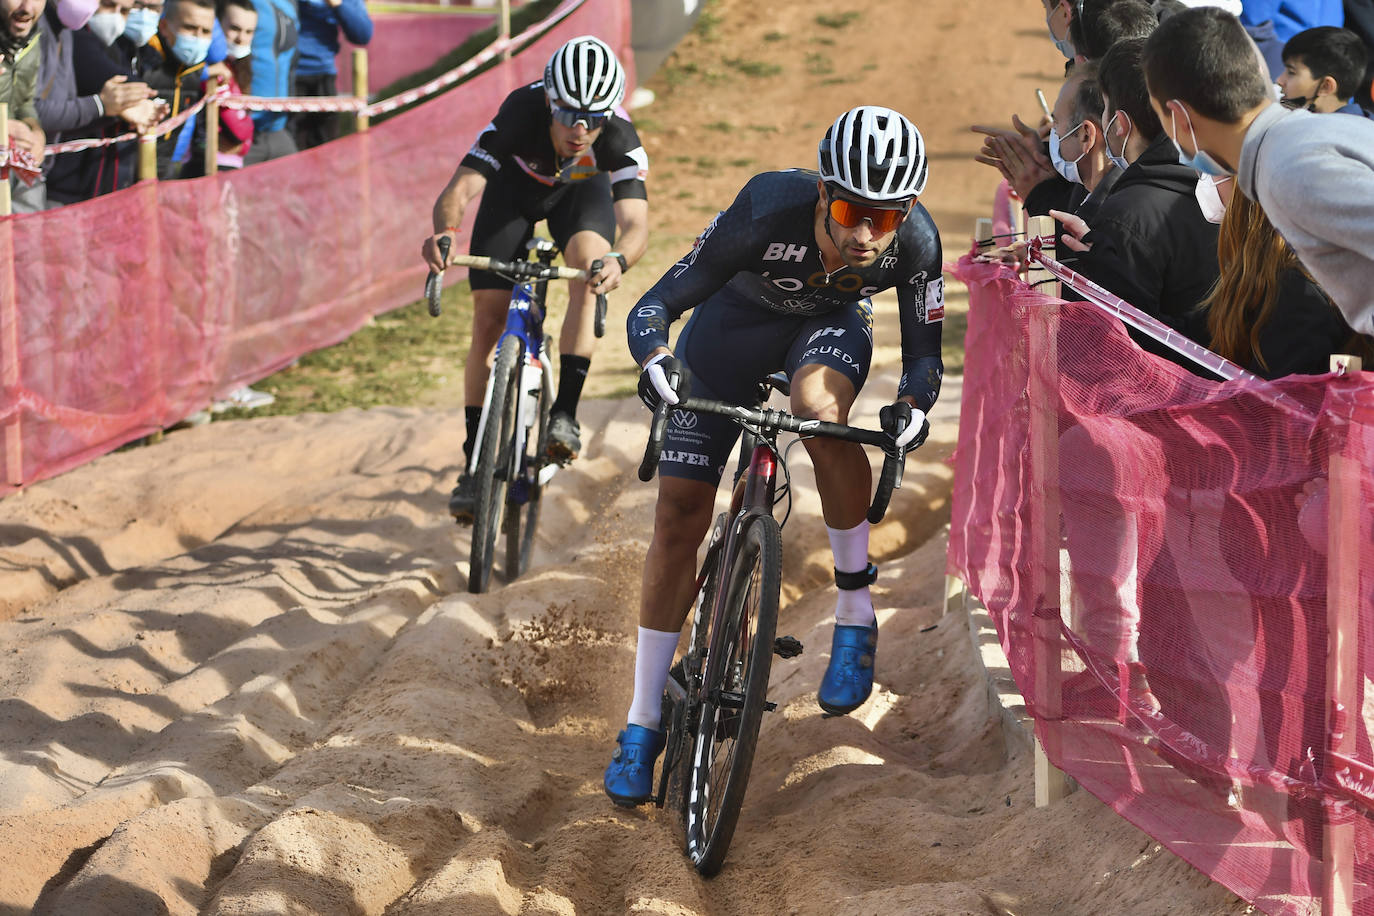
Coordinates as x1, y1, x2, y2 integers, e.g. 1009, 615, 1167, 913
425, 235, 452, 318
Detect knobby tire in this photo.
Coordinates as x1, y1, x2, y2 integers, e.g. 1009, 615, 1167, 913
684, 513, 782, 876
469, 340, 522, 594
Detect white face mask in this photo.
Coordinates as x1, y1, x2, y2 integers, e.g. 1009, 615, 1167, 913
227, 42, 251, 58
87, 9, 125, 45
1049, 122, 1087, 185
1194, 173, 1230, 224
1104, 109, 1132, 172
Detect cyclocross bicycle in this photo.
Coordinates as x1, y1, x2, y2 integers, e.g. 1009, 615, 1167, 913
425, 236, 608, 593
637, 372, 910, 876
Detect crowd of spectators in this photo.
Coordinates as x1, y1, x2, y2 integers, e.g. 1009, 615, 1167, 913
977, 0, 1374, 379
1, 0, 371, 210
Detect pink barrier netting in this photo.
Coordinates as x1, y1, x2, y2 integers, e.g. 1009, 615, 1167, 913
948, 253, 1374, 915
332, 12, 495, 97
0, 0, 631, 492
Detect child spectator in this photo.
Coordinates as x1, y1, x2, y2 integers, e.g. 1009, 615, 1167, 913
1141, 6, 1374, 337
292, 0, 370, 149
1278, 25, 1373, 116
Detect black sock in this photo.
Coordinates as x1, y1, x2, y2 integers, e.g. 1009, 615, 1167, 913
552, 355, 591, 418
462, 406, 482, 461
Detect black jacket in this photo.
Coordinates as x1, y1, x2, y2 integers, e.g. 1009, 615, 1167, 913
136, 34, 206, 179
1227, 269, 1373, 378
1068, 132, 1221, 347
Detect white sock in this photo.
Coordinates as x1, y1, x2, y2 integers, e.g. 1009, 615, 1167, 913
827, 521, 876, 627
627, 626, 680, 731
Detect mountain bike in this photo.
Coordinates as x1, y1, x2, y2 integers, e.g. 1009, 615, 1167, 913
425, 236, 608, 593
637, 372, 910, 876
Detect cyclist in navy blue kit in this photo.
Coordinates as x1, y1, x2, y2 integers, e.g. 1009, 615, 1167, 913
604, 106, 944, 806
421, 35, 650, 522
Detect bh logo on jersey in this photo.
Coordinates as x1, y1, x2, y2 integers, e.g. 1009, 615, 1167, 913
764, 243, 808, 262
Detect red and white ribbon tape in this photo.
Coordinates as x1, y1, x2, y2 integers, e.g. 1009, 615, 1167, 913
41, 85, 222, 157
0, 144, 42, 185
221, 95, 364, 113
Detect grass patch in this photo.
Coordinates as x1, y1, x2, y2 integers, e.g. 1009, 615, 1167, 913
694, 155, 719, 170
815, 11, 860, 28
748, 124, 780, 134
728, 158, 754, 168
724, 57, 782, 78
694, 0, 722, 41
671, 154, 694, 164
705, 120, 733, 132
805, 53, 833, 75
763, 30, 786, 41
675, 189, 695, 199
820, 77, 856, 86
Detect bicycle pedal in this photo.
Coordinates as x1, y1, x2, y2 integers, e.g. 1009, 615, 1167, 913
763, 700, 777, 712
773, 636, 804, 659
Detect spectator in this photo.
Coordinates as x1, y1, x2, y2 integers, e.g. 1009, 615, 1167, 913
1278, 25, 1373, 116
35, 0, 160, 206
1076, 0, 1157, 60
292, 0, 368, 149
137, 0, 211, 177
1057, 36, 1220, 346
1141, 6, 1374, 337
179, 0, 251, 174
1043, 0, 1081, 58
1202, 188, 1373, 376
243, 0, 296, 164
2, 0, 46, 211
1040, 61, 1121, 221
1238, 0, 1343, 76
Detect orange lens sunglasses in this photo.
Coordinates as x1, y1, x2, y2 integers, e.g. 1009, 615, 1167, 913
827, 196, 912, 233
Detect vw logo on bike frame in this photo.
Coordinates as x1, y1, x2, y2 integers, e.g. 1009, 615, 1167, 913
672, 409, 698, 430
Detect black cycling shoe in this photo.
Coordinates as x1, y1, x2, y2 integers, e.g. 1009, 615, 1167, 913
448, 473, 476, 524
546, 412, 582, 465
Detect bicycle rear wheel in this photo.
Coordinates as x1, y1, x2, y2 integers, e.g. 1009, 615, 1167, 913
684, 513, 782, 876
469, 339, 522, 594
505, 344, 552, 580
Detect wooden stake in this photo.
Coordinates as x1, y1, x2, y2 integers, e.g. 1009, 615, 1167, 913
1, 104, 20, 486
138, 133, 157, 182
0, 104, 10, 216
204, 77, 220, 176
353, 49, 369, 133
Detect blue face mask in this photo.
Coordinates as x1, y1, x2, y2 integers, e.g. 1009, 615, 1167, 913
1048, 123, 1086, 185
1046, 4, 1074, 59
172, 31, 211, 65
1169, 104, 1231, 177
123, 7, 159, 45
1104, 110, 1132, 172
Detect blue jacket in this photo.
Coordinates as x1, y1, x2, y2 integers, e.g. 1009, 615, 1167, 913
1240, 0, 1343, 41
296, 0, 372, 77
249, 0, 299, 133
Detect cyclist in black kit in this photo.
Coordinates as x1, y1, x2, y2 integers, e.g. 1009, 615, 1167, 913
604, 106, 944, 806
420, 35, 650, 522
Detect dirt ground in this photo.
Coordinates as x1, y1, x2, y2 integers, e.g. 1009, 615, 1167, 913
0, 0, 1254, 913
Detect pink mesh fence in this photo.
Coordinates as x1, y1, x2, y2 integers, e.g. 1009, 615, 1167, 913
0, 0, 631, 492
948, 253, 1374, 916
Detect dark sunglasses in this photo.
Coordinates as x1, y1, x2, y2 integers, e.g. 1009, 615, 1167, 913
551, 105, 611, 129
827, 194, 913, 233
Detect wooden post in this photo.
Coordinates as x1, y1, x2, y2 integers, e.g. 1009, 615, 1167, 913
352, 49, 369, 133
1323, 353, 1362, 916
1, 104, 21, 486
1026, 213, 1070, 807
0, 104, 10, 216
204, 77, 220, 176
974, 217, 993, 255
499, 0, 511, 61
138, 133, 158, 182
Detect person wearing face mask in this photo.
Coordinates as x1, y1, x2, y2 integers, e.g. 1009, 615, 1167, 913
179, 0, 252, 175
1052, 37, 1221, 353
1043, 0, 1081, 60
1141, 7, 1374, 338
1040, 61, 1121, 224
134, 0, 212, 177
32, 0, 162, 206
1276, 26, 1374, 117
2, 0, 46, 211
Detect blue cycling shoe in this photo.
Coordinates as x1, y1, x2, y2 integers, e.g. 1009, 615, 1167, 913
817, 623, 878, 716
603, 724, 666, 807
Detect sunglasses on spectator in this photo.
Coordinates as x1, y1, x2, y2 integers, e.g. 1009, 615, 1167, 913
826, 193, 913, 233
551, 105, 611, 130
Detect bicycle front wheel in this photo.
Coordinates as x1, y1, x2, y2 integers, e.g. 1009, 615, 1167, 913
684, 513, 782, 876
470, 339, 522, 594
505, 342, 552, 580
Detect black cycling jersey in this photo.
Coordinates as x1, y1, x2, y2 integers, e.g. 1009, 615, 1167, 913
627, 169, 944, 408
460, 82, 649, 202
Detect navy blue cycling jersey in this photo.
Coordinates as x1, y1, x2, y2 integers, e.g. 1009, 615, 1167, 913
627, 169, 944, 409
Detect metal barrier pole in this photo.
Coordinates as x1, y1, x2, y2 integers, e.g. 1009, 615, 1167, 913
353, 49, 369, 133
205, 77, 220, 176
1, 103, 22, 486
1323, 353, 1362, 916
1026, 213, 1071, 807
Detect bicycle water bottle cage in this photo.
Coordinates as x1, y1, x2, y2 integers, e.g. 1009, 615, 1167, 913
834, 563, 878, 590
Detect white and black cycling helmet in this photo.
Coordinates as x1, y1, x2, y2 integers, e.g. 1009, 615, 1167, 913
543, 35, 626, 113
817, 106, 928, 202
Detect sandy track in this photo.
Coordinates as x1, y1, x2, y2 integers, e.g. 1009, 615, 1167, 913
0, 372, 1246, 914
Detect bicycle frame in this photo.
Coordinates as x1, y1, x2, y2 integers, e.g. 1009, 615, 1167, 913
467, 282, 553, 487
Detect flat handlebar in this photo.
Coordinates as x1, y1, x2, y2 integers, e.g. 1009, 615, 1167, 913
638, 395, 909, 524
424, 242, 606, 336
